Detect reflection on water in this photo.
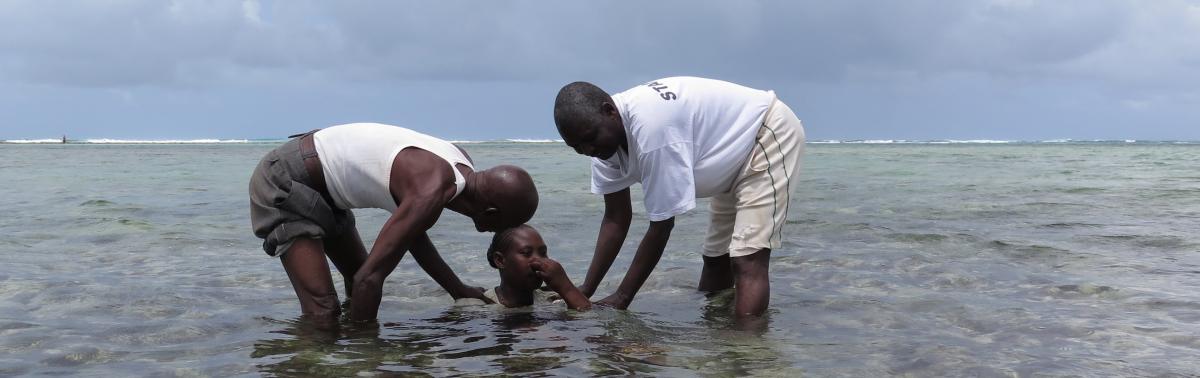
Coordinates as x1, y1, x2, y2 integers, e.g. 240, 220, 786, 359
253, 317, 438, 376
251, 297, 787, 376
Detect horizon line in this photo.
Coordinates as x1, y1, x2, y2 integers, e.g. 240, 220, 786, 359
3, 138, 1200, 145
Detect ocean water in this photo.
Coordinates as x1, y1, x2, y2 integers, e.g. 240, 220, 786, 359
1, 142, 1198, 376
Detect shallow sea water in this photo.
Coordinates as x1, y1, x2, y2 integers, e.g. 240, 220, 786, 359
1, 142, 1198, 376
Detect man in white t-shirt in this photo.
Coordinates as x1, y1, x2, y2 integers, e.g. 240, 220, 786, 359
553, 77, 805, 319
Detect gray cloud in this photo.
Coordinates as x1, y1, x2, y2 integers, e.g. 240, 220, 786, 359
3, 0, 1195, 89
0, 0, 1197, 139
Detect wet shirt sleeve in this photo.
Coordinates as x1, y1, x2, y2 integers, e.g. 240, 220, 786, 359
638, 142, 696, 221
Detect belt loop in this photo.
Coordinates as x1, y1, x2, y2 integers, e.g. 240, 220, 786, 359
300, 133, 319, 159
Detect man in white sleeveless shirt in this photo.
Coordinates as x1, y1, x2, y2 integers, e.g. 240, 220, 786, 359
553, 77, 805, 320
250, 123, 538, 323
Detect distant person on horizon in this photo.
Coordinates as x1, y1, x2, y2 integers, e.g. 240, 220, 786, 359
249, 122, 539, 323
553, 76, 805, 319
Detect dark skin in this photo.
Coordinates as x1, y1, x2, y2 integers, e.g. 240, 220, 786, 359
488, 227, 591, 311
557, 96, 773, 318
284, 147, 537, 323
558, 102, 632, 300
575, 188, 632, 297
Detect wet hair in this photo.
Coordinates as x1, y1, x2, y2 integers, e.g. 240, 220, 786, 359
553, 81, 611, 132
486, 224, 536, 268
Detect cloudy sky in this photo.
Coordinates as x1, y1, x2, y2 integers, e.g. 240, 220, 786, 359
1, 0, 1198, 141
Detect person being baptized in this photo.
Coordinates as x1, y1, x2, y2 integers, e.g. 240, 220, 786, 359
483, 224, 591, 310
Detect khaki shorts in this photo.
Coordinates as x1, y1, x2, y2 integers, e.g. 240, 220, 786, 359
703, 99, 805, 258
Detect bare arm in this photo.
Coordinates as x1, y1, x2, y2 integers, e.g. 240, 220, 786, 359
350, 200, 440, 321
557, 286, 593, 311
409, 232, 491, 303
349, 148, 460, 321
595, 216, 674, 309
531, 258, 592, 311
578, 188, 633, 297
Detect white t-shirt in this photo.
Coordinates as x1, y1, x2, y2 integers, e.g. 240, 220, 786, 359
590, 77, 776, 221
313, 123, 474, 211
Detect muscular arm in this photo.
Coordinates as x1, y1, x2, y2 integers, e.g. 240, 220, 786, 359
409, 232, 490, 302
578, 188, 633, 297
349, 148, 460, 322
350, 199, 441, 321
595, 216, 674, 309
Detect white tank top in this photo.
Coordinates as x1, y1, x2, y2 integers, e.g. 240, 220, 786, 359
312, 123, 473, 211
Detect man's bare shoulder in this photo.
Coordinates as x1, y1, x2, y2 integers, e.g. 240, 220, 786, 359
391, 147, 457, 194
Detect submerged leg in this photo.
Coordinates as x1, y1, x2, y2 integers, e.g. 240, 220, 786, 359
323, 222, 368, 299
280, 237, 340, 324
698, 253, 734, 293
701, 192, 737, 293
731, 248, 771, 318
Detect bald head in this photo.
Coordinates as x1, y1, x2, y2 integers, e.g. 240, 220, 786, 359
478, 164, 538, 228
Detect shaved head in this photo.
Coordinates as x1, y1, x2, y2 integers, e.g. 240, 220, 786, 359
554, 81, 611, 135
552, 81, 627, 160
479, 164, 538, 228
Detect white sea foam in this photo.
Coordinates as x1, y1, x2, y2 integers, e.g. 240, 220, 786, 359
505, 138, 562, 143
805, 139, 1023, 144
809, 139, 1014, 144
449, 139, 564, 144
839, 139, 898, 144
947, 139, 1011, 144
5, 137, 1185, 146
1, 139, 64, 144
83, 139, 250, 144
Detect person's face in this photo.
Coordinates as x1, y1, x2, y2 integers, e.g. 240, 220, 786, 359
560, 115, 622, 160
497, 228, 548, 290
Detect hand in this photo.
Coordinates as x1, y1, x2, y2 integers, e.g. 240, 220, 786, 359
593, 292, 631, 310
530, 258, 570, 291
576, 282, 596, 299
536, 285, 564, 302
454, 285, 494, 304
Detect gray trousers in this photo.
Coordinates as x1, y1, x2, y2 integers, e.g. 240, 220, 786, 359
248, 135, 354, 257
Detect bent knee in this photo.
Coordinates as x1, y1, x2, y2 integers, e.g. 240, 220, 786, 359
732, 248, 771, 272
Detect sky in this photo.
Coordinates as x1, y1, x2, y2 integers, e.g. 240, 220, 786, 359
1, 0, 1198, 141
